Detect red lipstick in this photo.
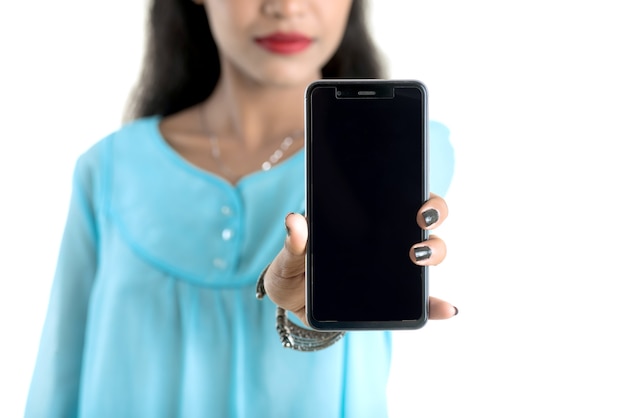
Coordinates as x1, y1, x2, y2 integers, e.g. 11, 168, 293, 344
255, 32, 313, 54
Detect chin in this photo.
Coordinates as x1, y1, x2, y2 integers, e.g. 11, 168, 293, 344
266, 76, 317, 89
226, 51, 325, 90
254, 66, 321, 89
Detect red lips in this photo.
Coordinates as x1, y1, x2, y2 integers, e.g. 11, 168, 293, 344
254, 32, 313, 54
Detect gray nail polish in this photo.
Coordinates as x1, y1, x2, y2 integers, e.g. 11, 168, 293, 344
413, 246, 432, 261
422, 209, 439, 227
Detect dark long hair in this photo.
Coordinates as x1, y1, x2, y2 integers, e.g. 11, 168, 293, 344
125, 0, 385, 121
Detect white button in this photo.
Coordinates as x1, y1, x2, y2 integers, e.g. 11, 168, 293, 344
221, 206, 233, 216
221, 229, 233, 241
212, 258, 227, 269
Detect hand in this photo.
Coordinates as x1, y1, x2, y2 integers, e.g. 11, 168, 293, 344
411, 193, 458, 319
263, 193, 457, 326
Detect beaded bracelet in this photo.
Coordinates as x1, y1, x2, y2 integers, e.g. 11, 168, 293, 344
256, 265, 345, 352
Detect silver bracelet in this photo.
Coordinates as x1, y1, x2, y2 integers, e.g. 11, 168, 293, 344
256, 265, 345, 352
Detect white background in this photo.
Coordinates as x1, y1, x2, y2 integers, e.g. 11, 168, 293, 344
1, 1, 625, 417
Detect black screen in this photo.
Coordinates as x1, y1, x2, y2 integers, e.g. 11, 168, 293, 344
306, 80, 428, 330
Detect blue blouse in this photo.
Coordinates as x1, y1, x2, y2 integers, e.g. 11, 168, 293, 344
25, 116, 454, 418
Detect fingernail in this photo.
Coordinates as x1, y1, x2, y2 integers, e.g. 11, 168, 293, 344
454, 306, 459, 316
422, 209, 439, 227
285, 212, 295, 236
413, 246, 432, 261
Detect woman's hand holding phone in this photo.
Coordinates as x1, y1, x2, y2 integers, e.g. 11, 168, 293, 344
264, 194, 457, 328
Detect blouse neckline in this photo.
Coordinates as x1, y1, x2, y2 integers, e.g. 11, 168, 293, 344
146, 115, 305, 188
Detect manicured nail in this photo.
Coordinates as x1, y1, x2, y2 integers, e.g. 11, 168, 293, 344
422, 209, 439, 227
284, 212, 295, 236
413, 246, 432, 262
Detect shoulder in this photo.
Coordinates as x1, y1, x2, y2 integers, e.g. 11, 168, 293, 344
429, 120, 454, 161
429, 120, 450, 139
74, 116, 161, 174
428, 120, 455, 197
70, 116, 161, 201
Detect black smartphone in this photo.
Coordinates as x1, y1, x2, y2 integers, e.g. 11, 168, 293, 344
305, 79, 429, 330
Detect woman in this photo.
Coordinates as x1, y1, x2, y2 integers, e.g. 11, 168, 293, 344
25, 0, 457, 417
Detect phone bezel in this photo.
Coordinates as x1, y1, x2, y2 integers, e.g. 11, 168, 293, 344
304, 79, 430, 331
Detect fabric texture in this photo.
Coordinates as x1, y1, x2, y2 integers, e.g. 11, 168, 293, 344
25, 116, 454, 418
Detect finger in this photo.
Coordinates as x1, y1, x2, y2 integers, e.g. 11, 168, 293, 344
264, 213, 308, 315
408, 234, 447, 266
417, 193, 449, 230
428, 296, 458, 320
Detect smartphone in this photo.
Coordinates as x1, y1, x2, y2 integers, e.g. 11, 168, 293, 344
305, 79, 429, 330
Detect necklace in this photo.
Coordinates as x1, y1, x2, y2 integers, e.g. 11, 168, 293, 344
199, 106, 302, 177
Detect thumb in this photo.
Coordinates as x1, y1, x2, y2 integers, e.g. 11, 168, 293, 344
284, 212, 308, 256
264, 213, 308, 314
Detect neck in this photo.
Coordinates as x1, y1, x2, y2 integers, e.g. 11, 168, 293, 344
203, 67, 318, 149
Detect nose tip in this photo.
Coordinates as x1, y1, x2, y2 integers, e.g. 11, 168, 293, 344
262, 0, 306, 19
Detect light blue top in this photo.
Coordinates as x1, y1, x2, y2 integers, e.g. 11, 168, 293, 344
25, 116, 454, 418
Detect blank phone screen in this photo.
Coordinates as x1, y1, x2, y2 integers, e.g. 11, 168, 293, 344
306, 81, 428, 329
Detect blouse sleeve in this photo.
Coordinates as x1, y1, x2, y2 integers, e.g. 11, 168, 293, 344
24, 154, 99, 418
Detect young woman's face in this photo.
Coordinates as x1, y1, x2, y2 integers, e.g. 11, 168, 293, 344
204, 0, 353, 87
